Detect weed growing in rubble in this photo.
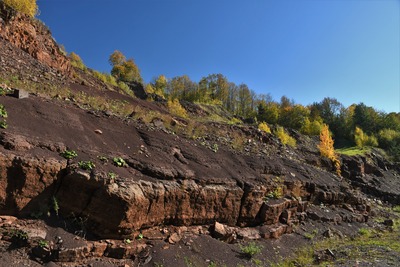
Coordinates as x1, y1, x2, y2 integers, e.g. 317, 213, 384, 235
0, 105, 7, 118
239, 241, 263, 259
108, 171, 117, 181
113, 157, 127, 167
0, 121, 7, 129
0, 104, 8, 129
38, 239, 49, 248
60, 150, 78, 159
52, 196, 59, 216
78, 160, 95, 170
97, 155, 108, 163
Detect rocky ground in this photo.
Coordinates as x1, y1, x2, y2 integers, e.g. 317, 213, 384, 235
0, 4, 399, 266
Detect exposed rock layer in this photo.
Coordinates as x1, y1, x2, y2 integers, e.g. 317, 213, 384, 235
0, 2, 71, 74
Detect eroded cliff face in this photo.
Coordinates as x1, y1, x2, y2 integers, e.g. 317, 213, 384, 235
0, 2, 71, 74
0, 92, 399, 240
0, 134, 391, 239
0, 151, 66, 216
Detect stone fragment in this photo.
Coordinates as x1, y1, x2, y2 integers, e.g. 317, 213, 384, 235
13, 88, 29, 99
236, 228, 261, 240
25, 228, 47, 239
56, 245, 91, 262
323, 228, 333, 238
94, 129, 103, 134
168, 233, 181, 244
0, 215, 18, 225
213, 221, 227, 239
90, 241, 108, 257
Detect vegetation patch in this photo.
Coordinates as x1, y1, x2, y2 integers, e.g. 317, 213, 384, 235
113, 157, 127, 167
274, 126, 296, 147
336, 146, 371, 156
0, 104, 8, 129
258, 122, 271, 133
3, 0, 38, 17
60, 150, 78, 159
78, 160, 95, 170
239, 241, 263, 259
272, 210, 400, 266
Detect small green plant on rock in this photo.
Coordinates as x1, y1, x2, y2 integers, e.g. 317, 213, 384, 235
265, 187, 283, 200
304, 229, 318, 240
113, 157, 127, 167
97, 155, 108, 162
0, 104, 8, 118
0, 104, 8, 129
264, 177, 284, 201
108, 171, 117, 181
0, 121, 7, 129
38, 239, 49, 248
358, 228, 371, 236
10, 229, 29, 246
137, 232, 144, 240
212, 143, 219, 153
60, 150, 78, 159
52, 196, 59, 216
78, 160, 95, 170
239, 241, 263, 259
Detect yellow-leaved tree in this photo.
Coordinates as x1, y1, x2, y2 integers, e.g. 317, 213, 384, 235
3, 0, 38, 17
109, 50, 142, 84
318, 124, 341, 176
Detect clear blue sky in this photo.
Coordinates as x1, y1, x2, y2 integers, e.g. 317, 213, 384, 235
37, 0, 399, 113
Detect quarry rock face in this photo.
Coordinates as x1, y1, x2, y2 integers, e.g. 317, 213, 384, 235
0, 2, 71, 74
0, 152, 66, 216
0, 137, 392, 239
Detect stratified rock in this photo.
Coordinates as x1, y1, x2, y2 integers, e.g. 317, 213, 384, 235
0, 2, 71, 74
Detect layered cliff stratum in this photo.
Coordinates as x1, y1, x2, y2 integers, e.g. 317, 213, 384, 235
0, 3, 399, 267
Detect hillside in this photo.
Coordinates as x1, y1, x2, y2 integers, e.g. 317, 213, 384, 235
0, 3, 399, 267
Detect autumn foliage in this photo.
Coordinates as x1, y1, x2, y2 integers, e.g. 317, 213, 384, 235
319, 124, 341, 176
3, 0, 38, 17
109, 50, 142, 84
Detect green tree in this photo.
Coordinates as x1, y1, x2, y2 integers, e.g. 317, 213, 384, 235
311, 97, 344, 137
166, 75, 197, 100
237, 84, 252, 118
257, 101, 279, 125
301, 117, 323, 136
279, 104, 310, 130
198, 74, 229, 105
353, 103, 380, 134
355, 126, 378, 148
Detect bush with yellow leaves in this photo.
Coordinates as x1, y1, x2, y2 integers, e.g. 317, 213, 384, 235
167, 99, 187, 118
3, 0, 38, 17
275, 126, 296, 147
258, 122, 271, 133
